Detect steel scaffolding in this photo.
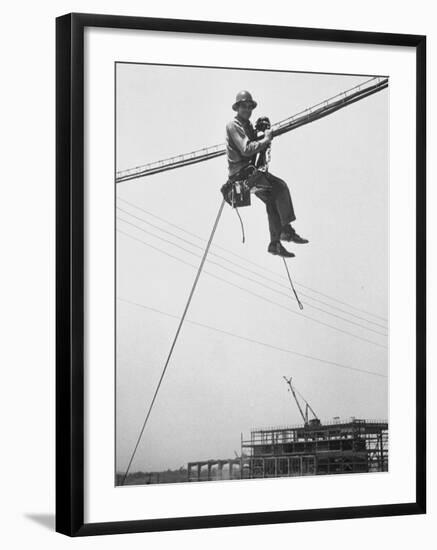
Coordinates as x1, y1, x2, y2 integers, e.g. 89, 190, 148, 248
242, 419, 388, 478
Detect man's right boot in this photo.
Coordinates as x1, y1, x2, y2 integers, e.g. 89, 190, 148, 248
268, 241, 295, 258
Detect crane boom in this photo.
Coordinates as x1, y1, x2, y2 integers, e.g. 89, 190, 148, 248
283, 376, 307, 424
116, 76, 388, 183
283, 376, 320, 426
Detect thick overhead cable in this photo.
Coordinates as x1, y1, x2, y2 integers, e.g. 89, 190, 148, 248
116, 76, 388, 183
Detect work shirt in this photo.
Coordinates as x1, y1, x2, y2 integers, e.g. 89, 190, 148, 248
225, 115, 267, 177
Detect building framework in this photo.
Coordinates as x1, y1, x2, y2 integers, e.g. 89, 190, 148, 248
187, 419, 388, 481
243, 419, 388, 478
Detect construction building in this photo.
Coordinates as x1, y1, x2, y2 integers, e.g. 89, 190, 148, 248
240, 418, 388, 478
187, 378, 388, 482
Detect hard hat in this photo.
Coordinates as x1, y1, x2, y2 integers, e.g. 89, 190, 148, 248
232, 90, 258, 111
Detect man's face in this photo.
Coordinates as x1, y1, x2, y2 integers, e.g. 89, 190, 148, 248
237, 102, 254, 121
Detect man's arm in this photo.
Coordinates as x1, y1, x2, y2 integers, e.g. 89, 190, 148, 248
227, 120, 271, 158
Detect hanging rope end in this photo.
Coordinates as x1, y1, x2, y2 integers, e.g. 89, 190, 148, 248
282, 257, 304, 310
234, 207, 246, 244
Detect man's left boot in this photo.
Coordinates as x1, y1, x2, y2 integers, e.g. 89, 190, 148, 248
280, 226, 309, 244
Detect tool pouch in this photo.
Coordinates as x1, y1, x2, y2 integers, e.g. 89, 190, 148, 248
221, 179, 251, 207
221, 164, 266, 207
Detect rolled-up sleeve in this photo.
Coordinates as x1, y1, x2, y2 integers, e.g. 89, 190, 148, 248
226, 120, 266, 157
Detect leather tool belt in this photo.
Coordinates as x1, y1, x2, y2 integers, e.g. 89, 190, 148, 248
221, 164, 265, 208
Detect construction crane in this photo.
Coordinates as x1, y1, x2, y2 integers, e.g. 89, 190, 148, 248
283, 376, 321, 427
116, 75, 388, 183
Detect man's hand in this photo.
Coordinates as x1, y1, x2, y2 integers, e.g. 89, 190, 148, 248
265, 129, 273, 142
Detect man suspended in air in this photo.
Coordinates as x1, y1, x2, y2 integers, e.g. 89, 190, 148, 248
225, 90, 308, 257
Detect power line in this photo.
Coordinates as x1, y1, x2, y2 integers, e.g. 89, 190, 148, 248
117, 228, 387, 349
117, 216, 388, 338
117, 196, 388, 324
116, 205, 388, 331
118, 203, 387, 329
118, 297, 387, 379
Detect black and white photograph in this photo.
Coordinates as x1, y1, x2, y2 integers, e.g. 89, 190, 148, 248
0, 0, 430, 545
115, 63, 389, 487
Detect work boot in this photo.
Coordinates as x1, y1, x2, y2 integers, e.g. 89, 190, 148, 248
268, 241, 295, 258
280, 226, 309, 244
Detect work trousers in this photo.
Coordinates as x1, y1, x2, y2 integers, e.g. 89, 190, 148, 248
253, 171, 296, 242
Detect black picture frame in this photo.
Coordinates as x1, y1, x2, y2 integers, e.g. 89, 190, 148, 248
56, 12, 426, 537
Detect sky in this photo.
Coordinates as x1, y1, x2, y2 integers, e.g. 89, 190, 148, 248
115, 62, 389, 474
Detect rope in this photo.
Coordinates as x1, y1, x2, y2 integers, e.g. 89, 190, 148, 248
121, 199, 225, 485
282, 257, 304, 310
234, 207, 245, 243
